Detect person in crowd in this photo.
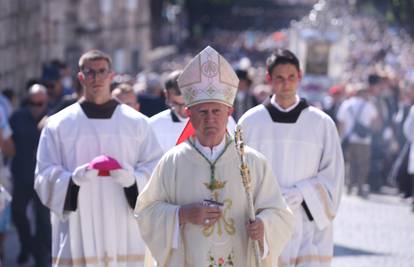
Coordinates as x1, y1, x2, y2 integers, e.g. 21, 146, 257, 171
137, 72, 168, 117
149, 70, 187, 153
0, 99, 14, 263
232, 69, 258, 121
10, 84, 51, 267
41, 63, 64, 112
367, 74, 392, 192
337, 83, 379, 196
35, 50, 163, 266
136, 46, 294, 267
238, 48, 344, 267
323, 84, 346, 125
393, 83, 414, 198
111, 83, 140, 111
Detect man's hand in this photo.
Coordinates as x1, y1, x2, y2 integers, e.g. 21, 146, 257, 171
282, 186, 303, 210
110, 169, 136, 187
246, 218, 264, 245
72, 163, 99, 186
179, 202, 222, 227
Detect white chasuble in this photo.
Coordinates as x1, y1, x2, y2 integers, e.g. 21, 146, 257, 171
239, 103, 344, 267
35, 103, 163, 267
135, 139, 294, 267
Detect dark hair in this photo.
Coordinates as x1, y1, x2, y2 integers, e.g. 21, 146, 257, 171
164, 70, 182, 96
235, 69, 252, 85
78, 50, 112, 71
1, 87, 15, 102
368, 74, 381, 86
266, 49, 300, 75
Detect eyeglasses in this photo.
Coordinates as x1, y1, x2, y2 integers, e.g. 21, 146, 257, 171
82, 68, 110, 80
29, 101, 46, 107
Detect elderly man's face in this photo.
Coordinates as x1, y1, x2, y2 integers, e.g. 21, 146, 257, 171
188, 102, 232, 147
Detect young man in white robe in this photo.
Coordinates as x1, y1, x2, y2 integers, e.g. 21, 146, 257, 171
150, 70, 236, 154
35, 50, 163, 267
135, 46, 294, 267
238, 49, 344, 267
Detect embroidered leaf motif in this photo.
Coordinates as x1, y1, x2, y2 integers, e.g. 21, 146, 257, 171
203, 180, 227, 191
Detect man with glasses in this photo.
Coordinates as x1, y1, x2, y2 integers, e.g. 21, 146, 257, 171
149, 70, 188, 153
35, 50, 163, 266
9, 84, 50, 267
150, 70, 237, 154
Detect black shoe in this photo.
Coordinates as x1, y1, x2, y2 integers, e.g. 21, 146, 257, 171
17, 250, 30, 264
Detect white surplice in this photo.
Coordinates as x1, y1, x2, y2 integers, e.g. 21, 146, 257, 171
239, 102, 344, 267
35, 103, 163, 267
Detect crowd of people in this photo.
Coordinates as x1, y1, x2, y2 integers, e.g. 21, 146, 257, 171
0, 10, 413, 267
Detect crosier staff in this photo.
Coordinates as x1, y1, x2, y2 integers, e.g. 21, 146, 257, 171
234, 125, 261, 267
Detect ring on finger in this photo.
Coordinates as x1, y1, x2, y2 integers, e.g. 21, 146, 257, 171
204, 218, 210, 225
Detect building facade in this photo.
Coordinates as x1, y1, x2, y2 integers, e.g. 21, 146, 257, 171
0, 0, 151, 96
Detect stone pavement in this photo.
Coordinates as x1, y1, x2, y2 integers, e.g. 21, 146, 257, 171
2, 190, 414, 267
332, 191, 414, 267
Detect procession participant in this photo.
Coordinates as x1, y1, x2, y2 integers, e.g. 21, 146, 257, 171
35, 50, 163, 267
135, 46, 294, 267
239, 48, 344, 267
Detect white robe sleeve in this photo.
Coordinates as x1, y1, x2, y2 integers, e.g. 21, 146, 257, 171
133, 123, 163, 192
34, 125, 72, 218
295, 117, 344, 230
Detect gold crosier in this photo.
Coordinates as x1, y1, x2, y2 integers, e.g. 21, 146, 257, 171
189, 137, 235, 237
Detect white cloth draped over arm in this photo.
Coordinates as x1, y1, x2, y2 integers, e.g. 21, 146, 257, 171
295, 116, 344, 230
34, 125, 73, 218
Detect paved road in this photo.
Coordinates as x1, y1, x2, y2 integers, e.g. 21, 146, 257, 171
3, 191, 414, 267
332, 192, 414, 267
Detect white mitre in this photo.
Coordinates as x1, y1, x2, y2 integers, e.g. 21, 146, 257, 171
177, 46, 239, 107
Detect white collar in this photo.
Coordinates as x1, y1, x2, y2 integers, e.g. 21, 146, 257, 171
171, 109, 187, 122
270, 95, 300, 112
194, 136, 226, 162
